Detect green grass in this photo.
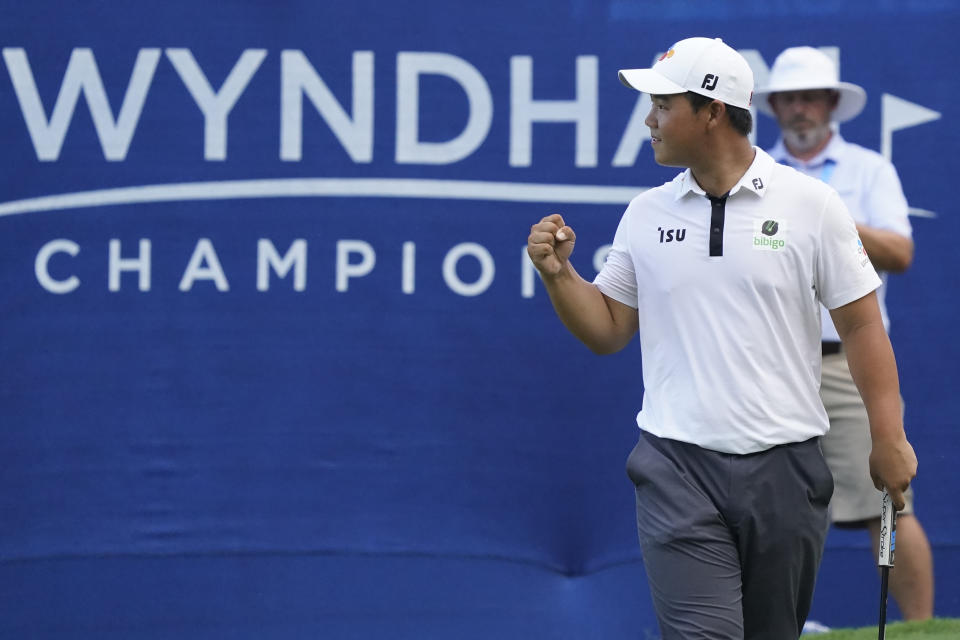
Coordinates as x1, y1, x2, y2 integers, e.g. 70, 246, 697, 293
812, 618, 960, 639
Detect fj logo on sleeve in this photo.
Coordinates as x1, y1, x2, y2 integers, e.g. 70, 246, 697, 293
753, 219, 788, 251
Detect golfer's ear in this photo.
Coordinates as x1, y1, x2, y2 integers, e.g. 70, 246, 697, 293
706, 100, 725, 128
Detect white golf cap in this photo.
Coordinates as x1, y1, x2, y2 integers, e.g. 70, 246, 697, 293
754, 46, 867, 122
618, 37, 754, 110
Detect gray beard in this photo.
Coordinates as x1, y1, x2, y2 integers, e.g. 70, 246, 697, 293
782, 125, 831, 156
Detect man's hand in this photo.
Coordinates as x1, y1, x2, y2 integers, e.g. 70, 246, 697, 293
869, 436, 918, 511
528, 213, 576, 276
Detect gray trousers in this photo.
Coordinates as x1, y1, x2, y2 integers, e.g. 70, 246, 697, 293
626, 431, 833, 640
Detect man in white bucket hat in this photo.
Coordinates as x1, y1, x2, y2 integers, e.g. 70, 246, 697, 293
527, 37, 918, 638
757, 46, 934, 621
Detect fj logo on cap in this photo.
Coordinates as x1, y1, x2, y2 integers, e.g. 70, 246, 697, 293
701, 74, 718, 91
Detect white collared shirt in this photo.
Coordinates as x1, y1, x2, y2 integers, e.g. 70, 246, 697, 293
769, 134, 911, 341
594, 148, 881, 454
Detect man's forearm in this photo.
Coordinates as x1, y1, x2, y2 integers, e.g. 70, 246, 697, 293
842, 321, 905, 443
541, 262, 632, 355
855, 224, 913, 272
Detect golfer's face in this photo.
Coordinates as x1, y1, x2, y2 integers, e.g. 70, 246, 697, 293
645, 94, 702, 167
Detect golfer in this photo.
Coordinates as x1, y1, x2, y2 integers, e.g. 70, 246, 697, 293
526, 37, 917, 639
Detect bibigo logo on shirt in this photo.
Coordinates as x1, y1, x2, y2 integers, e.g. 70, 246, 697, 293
752, 219, 788, 251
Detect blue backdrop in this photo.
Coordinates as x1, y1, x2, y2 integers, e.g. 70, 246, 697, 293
1, 1, 957, 637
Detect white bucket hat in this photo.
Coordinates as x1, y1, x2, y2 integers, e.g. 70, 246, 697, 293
618, 37, 754, 110
754, 46, 867, 122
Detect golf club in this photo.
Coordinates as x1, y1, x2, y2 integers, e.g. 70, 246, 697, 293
877, 489, 897, 640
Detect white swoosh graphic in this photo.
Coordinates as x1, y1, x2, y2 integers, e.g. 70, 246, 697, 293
0, 178, 649, 217
0, 178, 936, 218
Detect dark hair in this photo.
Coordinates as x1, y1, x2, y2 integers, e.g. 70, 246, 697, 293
683, 91, 753, 137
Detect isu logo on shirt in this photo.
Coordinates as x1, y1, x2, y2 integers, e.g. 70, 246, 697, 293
753, 219, 788, 251
658, 226, 686, 243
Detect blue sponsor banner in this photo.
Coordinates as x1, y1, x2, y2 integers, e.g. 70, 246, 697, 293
1, 1, 958, 637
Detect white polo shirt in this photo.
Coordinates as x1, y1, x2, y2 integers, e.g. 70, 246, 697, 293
769, 134, 911, 342
594, 148, 881, 454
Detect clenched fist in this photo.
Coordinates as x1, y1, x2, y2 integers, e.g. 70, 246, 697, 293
527, 213, 576, 276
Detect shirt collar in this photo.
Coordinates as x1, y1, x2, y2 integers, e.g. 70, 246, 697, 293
673, 147, 775, 200
769, 132, 848, 170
